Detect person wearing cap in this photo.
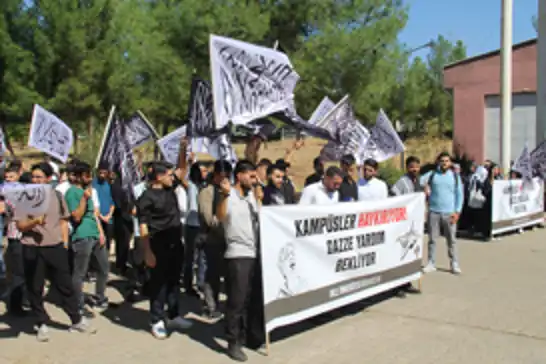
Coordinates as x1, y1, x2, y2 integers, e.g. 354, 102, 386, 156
304, 157, 324, 187
137, 160, 193, 339
339, 154, 359, 202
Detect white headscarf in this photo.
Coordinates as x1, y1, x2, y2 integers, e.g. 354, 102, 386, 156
470, 165, 488, 185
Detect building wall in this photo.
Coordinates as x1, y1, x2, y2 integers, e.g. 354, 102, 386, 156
444, 42, 537, 161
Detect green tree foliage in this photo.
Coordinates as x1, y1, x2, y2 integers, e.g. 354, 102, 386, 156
1, 0, 467, 147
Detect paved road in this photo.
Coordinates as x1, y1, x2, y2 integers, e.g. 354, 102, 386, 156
1, 229, 546, 364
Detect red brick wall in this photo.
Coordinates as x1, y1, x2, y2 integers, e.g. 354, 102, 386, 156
444, 42, 537, 161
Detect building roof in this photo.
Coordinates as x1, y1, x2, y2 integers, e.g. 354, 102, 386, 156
444, 38, 537, 70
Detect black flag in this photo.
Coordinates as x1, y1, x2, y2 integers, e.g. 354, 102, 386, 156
187, 76, 219, 137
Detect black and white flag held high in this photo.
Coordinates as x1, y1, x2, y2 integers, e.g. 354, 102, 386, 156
124, 111, 159, 149
209, 34, 300, 129
187, 76, 217, 137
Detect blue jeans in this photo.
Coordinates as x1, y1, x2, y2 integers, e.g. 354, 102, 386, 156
71, 238, 109, 309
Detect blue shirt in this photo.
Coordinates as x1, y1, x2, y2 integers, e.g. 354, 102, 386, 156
92, 178, 114, 222
420, 169, 464, 214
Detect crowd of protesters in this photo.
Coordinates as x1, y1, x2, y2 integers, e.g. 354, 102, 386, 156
0, 136, 535, 362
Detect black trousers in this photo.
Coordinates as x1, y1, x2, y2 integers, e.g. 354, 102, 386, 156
225, 258, 265, 346
23, 244, 81, 326
6, 239, 25, 311
202, 243, 225, 312
100, 220, 114, 252
147, 227, 184, 324
114, 215, 133, 270
183, 226, 200, 290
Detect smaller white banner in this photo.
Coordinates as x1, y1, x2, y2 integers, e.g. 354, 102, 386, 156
2, 184, 53, 216
308, 97, 336, 126
491, 178, 544, 235
28, 105, 74, 163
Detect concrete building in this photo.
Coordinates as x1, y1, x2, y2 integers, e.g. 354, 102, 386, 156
444, 38, 537, 163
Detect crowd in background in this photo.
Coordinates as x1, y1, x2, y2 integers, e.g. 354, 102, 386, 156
0, 137, 534, 362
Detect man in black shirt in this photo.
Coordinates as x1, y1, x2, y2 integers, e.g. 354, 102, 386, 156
137, 161, 193, 339
304, 157, 324, 187
263, 163, 289, 206
338, 154, 358, 202
275, 159, 296, 204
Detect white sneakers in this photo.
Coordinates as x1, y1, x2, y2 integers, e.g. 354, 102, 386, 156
151, 317, 193, 340
422, 262, 462, 275
35, 317, 96, 342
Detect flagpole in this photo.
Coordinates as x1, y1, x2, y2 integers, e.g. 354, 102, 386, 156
95, 105, 116, 168
500, 0, 513, 176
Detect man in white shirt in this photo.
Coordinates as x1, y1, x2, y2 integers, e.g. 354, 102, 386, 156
299, 166, 343, 205
358, 159, 388, 201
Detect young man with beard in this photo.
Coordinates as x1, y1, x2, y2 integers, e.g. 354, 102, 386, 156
15, 163, 95, 341
358, 159, 388, 201
198, 160, 233, 319
390, 156, 423, 298
339, 154, 359, 202
262, 163, 288, 206
65, 162, 109, 314
138, 161, 193, 339
216, 160, 264, 362
299, 166, 343, 205
421, 152, 464, 275
92, 163, 115, 252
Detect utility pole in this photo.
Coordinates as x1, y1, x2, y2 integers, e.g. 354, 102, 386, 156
537, 0, 546, 146
500, 0, 513, 176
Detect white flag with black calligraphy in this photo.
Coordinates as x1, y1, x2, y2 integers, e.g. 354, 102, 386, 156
2, 184, 52, 216
309, 97, 336, 126
360, 109, 405, 163
157, 126, 190, 165
210, 34, 300, 129
28, 105, 73, 163
124, 111, 159, 149
513, 143, 533, 188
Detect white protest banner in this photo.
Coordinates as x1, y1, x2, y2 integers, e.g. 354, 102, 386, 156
157, 126, 187, 165
210, 34, 300, 129
360, 109, 405, 163
2, 184, 52, 216
260, 193, 425, 333
308, 97, 336, 126
491, 178, 544, 235
28, 105, 74, 163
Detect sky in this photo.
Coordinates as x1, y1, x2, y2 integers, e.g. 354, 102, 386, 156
399, 0, 538, 60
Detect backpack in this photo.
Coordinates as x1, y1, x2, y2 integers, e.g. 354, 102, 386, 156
427, 170, 460, 195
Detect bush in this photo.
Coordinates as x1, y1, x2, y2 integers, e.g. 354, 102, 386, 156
379, 163, 404, 187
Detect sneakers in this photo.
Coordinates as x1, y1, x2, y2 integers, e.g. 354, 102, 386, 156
227, 343, 248, 362
93, 297, 109, 312
422, 263, 437, 274
451, 263, 462, 275
166, 316, 193, 330
36, 324, 50, 342
70, 317, 97, 334
151, 320, 168, 340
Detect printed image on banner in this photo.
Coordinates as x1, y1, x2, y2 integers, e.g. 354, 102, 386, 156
157, 126, 187, 165
1, 184, 53, 216
491, 178, 544, 235
209, 34, 300, 129
124, 112, 159, 149
28, 105, 74, 163
259, 193, 426, 333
